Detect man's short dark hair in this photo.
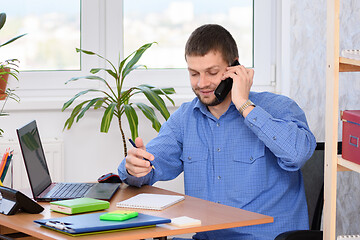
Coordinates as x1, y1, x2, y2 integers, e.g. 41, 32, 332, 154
185, 24, 239, 65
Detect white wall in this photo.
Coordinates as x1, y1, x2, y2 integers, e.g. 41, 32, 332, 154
289, 0, 360, 235
1, 102, 185, 193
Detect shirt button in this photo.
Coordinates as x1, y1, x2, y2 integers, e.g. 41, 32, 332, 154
250, 156, 254, 161
250, 123, 254, 127
217, 176, 221, 180
253, 117, 257, 122
217, 148, 221, 152
216, 123, 220, 127
273, 136, 277, 140
188, 157, 192, 160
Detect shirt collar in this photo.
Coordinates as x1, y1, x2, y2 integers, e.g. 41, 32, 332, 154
193, 98, 238, 119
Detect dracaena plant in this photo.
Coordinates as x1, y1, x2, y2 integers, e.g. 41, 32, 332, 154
62, 42, 176, 156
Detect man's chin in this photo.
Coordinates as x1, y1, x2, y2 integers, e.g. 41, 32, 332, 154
198, 96, 221, 107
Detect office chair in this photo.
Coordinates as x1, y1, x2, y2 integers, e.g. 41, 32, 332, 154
275, 142, 341, 240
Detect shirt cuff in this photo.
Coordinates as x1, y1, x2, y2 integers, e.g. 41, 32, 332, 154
118, 158, 151, 187
243, 105, 271, 131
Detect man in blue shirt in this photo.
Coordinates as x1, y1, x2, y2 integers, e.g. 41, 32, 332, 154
118, 24, 316, 240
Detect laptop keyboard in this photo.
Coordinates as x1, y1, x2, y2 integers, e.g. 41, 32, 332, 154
50, 183, 95, 198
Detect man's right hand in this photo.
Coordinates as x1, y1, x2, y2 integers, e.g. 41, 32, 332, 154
125, 137, 155, 177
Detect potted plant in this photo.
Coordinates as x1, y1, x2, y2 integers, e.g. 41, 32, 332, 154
0, 12, 26, 94
62, 42, 176, 156
0, 12, 26, 136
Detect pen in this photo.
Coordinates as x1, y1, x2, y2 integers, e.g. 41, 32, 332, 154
128, 138, 155, 169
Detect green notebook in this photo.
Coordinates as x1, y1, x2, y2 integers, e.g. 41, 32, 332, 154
50, 198, 110, 215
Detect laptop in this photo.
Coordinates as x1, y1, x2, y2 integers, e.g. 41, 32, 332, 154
16, 120, 120, 202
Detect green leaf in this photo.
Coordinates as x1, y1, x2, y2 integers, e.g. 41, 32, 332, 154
153, 87, 176, 95
65, 75, 107, 85
90, 68, 118, 79
62, 89, 102, 111
76, 97, 104, 122
63, 101, 89, 130
139, 85, 175, 105
0, 13, 6, 30
124, 104, 139, 140
100, 102, 117, 133
90, 68, 101, 74
0, 33, 27, 48
135, 103, 161, 132
94, 98, 106, 109
122, 42, 156, 79
119, 88, 134, 105
136, 85, 170, 119
76, 48, 96, 55
76, 48, 118, 78
151, 87, 176, 106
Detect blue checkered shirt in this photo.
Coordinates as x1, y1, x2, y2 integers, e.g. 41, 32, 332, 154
118, 91, 316, 240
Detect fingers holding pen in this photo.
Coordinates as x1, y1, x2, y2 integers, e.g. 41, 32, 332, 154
125, 138, 155, 177
125, 148, 153, 177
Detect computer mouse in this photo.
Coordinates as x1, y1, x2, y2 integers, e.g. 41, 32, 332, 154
98, 173, 122, 183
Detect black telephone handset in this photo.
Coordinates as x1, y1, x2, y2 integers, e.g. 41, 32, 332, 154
214, 60, 240, 102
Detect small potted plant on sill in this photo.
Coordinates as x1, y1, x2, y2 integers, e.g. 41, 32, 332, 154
0, 12, 26, 96
62, 42, 176, 157
0, 12, 26, 136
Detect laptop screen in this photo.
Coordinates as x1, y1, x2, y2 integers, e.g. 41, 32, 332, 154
17, 120, 52, 197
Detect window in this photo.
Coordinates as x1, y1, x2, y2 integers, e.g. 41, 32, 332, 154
123, 0, 254, 69
0, 0, 81, 71
121, 0, 274, 96
0, 0, 101, 99
1, 0, 275, 108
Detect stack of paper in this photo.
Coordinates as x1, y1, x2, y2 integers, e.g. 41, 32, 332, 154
337, 236, 360, 240
341, 49, 360, 60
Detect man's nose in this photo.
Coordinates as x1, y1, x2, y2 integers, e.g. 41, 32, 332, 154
197, 74, 209, 88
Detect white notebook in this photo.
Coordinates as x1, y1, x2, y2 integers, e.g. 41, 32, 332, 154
116, 193, 185, 210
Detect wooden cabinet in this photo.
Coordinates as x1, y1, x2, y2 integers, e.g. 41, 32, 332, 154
324, 0, 360, 239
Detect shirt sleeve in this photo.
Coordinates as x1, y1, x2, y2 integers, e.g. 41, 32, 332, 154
243, 98, 316, 171
118, 107, 185, 187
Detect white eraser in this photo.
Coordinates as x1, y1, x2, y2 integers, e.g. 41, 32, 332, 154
170, 216, 201, 227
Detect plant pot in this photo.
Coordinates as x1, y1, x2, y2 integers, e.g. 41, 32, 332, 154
0, 67, 10, 100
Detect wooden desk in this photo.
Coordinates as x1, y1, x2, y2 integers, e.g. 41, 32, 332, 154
0, 184, 273, 240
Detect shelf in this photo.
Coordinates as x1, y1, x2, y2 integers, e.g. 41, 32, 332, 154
337, 156, 360, 173
339, 57, 360, 72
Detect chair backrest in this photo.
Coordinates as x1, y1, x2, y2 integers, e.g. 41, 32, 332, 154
300, 142, 342, 230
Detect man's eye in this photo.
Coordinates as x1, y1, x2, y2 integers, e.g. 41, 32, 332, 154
190, 72, 199, 76
209, 72, 218, 76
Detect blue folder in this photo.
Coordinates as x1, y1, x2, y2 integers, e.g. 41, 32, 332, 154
34, 212, 171, 236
